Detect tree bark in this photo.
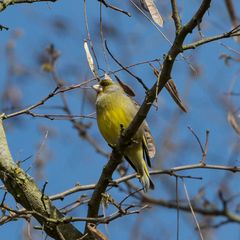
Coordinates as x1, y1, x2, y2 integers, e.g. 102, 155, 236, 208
0, 118, 85, 240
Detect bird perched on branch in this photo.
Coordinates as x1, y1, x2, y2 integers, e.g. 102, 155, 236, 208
93, 76, 155, 191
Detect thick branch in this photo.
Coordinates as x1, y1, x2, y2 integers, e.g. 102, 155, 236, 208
0, 118, 84, 240
85, 150, 122, 230
171, 0, 182, 33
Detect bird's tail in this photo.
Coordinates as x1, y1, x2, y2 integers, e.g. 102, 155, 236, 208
140, 162, 154, 192
125, 148, 154, 192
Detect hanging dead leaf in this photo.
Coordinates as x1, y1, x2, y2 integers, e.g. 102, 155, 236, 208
153, 67, 187, 112
84, 41, 99, 80
228, 112, 240, 135
142, 0, 164, 27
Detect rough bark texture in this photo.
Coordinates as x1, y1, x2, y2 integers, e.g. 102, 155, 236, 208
0, 119, 84, 240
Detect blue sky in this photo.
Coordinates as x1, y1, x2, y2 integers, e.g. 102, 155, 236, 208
1, 1, 240, 239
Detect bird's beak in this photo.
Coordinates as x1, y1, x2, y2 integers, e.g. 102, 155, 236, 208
92, 84, 103, 93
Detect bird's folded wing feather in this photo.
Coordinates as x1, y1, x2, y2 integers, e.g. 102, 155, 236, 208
131, 98, 156, 159
118, 81, 156, 160
143, 121, 156, 158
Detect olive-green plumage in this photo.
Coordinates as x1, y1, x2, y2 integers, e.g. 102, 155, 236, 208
93, 78, 155, 191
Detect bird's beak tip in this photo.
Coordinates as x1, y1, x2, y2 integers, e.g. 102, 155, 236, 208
92, 84, 102, 93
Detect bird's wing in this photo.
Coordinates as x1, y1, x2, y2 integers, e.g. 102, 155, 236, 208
117, 80, 156, 163
130, 98, 156, 165
115, 75, 136, 97
142, 121, 156, 159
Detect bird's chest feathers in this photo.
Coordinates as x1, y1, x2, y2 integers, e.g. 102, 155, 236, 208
96, 93, 134, 144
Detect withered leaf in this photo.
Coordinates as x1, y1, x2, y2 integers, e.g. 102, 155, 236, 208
153, 68, 187, 112
228, 111, 240, 135
142, 0, 164, 27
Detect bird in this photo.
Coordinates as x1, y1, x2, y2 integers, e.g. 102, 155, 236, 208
93, 76, 155, 191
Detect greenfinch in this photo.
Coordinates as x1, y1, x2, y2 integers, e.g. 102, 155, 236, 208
93, 77, 155, 191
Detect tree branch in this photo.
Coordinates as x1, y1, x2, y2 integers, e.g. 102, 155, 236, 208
97, 0, 131, 17
139, 187, 240, 224
0, 0, 58, 12
171, 0, 182, 33
183, 25, 240, 50
0, 118, 84, 240
49, 162, 240, 201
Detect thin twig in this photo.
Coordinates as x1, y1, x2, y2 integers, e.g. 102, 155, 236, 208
188, 127, 205, 157
97, 0, 131, 17
182, 179, 204, 240
176, 177, 180, 240
50, 163, 240, 200
105, 41, 148, 91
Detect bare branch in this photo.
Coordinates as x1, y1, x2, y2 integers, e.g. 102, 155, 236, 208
97, 0, 131, 17
105, 41, 149, 91
182, 179, 204, 240
183, 25, 240, 50
171, 0, 182, 33
50, 162, 240, 201
0, 0, 58, 12
2, 87, 59, 119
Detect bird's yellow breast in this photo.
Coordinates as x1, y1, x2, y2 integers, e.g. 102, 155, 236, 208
96, 91, 138, 145
97, 104, 133, 145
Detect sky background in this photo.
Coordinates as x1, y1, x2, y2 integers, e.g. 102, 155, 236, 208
0, 0, 240, 239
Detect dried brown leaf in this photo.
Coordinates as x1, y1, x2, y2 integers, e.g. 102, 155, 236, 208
228, 112, 240, 135
153, 68, 187, 112
143, 0, 164, 27
84, 41, 99, 79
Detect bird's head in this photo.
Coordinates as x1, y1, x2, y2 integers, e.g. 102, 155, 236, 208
92, 78, 121, 95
